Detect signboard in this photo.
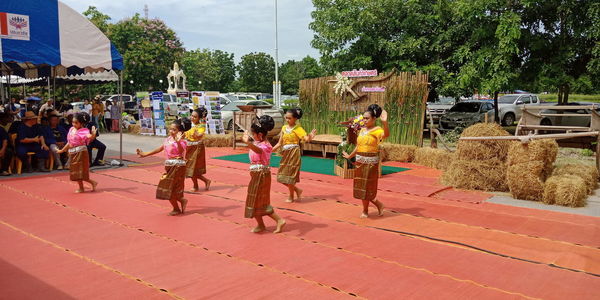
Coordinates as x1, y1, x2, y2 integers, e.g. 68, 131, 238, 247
201, 91, 224, 134
341, 69, 378, 78
136, 92, 154, 135
151, 91, 167, 136
0, 13, 30, 41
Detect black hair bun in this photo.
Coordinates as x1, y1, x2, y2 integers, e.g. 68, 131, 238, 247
74, 112, 91, 125
195, 107, 208, 118
173, 119, 186, 132
258, 115, 275, 131
181, 117, 192, 131
366, 104, 382, 118
288, 107, 303, 119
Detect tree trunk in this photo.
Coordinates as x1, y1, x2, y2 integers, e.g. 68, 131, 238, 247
493, 91, 500, 123
563, 83, 570, 104
557, 86, 564, 105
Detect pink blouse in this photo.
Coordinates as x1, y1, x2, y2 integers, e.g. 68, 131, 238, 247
163, 136, 187, 159
67, 127, 90, 147
249, 141, 272, 165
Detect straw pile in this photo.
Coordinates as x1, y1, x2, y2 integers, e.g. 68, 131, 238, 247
203, 134, 233, 147
381, 143, 417, 162
441, 123, 512, 192
552, 164, 599, 194
414, 147, 453, 170
506, 139, 558, 201
543, 175, 588, 207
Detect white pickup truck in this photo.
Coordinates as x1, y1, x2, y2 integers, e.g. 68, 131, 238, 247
496, 94, 541, 126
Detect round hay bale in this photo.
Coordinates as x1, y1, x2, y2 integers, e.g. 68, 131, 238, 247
203, 134, 233, 147
543, 175, 587, 207
414, 147, 453, 170
381, 143, 417, 162
440, 158, 508, 192
552, 164, 599, 194
507, 139, 558, 181
506, 161, 545, 201
456, 123, 511, 161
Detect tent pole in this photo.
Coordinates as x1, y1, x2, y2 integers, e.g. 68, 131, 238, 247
119, 71, 123, 165
22, 83, 25, 99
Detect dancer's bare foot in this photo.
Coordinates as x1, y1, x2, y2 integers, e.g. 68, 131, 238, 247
273, 219, 286, 233
295, 188, 303, 202
168, 210, 182, 216
205, 179, 211, 191
90, 181, 98, 192
75, 189, 84, 193
180, 198, 188, 214
251, 225, 265, 233
376, 201, 384, 217
190, 187, 200, 193
285, 198, 293, 203
360, 212, 368, 218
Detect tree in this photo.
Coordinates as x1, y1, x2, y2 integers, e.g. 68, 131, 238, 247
83, 6, 111, 34
280, 56, 325, 95
181, 49, 236, 92
109, 14, 185, 93
237, 52, 275, 93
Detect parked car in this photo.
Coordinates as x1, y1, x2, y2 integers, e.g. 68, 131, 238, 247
439, 101, 495, 130
539, 102, 599, 127
496, 94, 541, 126
70, 101, 85, 112
221, 100, 284, 136
426, 97, 455, 123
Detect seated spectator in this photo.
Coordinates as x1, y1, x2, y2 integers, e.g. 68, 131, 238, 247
41, 115, 65, 170
0, 112, 13, 134
61, 113, 74, 132
16, 111, 49, 173
86, 118, 106, 166
0, 113, 14, 176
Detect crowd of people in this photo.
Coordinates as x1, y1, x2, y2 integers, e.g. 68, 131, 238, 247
0, 96, 111, 175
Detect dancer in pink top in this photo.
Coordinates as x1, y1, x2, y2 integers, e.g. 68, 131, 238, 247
137, 119, 189, 216
243, 115, 286, 233
57, 112, 98, 193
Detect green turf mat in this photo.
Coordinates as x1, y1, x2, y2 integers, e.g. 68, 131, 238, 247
213, 154, 409, 176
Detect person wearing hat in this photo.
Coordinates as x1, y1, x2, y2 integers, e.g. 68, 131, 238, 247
18, 99, 28, 119
16, 111, 50, 173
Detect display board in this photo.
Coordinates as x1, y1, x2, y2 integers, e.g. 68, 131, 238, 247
136, 92, 154, 135
151, 91, 167, 136
176, 91, 191, 117
204, 91, 224, 134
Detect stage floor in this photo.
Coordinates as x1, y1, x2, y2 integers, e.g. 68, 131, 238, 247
1, 147, 599, 299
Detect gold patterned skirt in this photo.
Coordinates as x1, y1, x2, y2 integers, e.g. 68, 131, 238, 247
68, 146, 90, 181
277, 145, 301, 184
245, 166, 273, 218
156, 159, 187, 200
185, 142, 207, 177
353, 152, 380, 201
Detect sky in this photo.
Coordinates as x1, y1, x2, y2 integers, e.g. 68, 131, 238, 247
61, 0, 321, 63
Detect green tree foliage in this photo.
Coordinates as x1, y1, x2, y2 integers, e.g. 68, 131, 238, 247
280, 56, 325, 94
237, 52, 275, 93
181, 49, 236, 92
83, 6, 111, 34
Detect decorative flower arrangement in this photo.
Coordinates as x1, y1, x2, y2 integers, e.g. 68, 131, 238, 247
333, 72, 352, 96
349, 115, 366, 131
336, 130, 356, 168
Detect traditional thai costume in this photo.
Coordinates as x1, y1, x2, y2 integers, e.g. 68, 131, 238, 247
277, 125, 306, 184
184, 122, 207, 177
66, 127, 90, 181
353, 127, 385, 201
245, 141, 273, 218
156, 136, 187, 201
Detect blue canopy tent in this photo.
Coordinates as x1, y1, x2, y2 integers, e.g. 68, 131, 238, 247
0, 0, 126, 163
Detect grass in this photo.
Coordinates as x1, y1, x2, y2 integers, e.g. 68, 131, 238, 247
538, 94, 600, 103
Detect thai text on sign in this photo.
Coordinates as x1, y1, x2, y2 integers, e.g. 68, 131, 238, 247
341, 69, 378, 78
0, 13, 30, 41
361, 87, 386, 92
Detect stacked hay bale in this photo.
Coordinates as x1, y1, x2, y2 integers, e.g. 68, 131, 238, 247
381, 143, 418, 162
414, 147, 454, 171
441, 123, 511, 192
543, 164, 599, 207
506, 139, 558, 201
203, 134, 233, 147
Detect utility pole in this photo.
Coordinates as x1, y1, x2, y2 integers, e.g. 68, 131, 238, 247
273, 0, 281, 108
144, 4, 149, 19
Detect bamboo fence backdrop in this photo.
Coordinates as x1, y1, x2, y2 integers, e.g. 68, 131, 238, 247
299, 71, 429, 145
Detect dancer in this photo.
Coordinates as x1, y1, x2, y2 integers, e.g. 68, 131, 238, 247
243, 115, 286, 233
57, 112, 98, 193
343, 104, 389, 218
184, 108, 211, 192
273, 108, 316, 202
136, 120, 189, 216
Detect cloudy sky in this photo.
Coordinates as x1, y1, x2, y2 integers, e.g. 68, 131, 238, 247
61, 0, 321, 63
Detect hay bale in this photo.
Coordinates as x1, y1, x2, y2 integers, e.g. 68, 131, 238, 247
203, 134, 233, 147
441, 158, 509, 192
381, 143, 417, 162
414, 147, 453, 170
506, 161, 545, 201
543, 175, 588, 207
552, 164, 599, 194
456, 123, 512, 161
507, 139, 558, 172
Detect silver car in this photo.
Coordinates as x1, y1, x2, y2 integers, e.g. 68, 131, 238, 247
540, 102, 599, 127
221, 100, 284, 136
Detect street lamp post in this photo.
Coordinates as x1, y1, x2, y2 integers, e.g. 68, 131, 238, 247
198, 80, 202, 90
159, 79, 163, 91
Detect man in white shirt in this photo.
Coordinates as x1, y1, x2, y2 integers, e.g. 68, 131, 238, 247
38, 98, 54, 118
83, 99, 92, 115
